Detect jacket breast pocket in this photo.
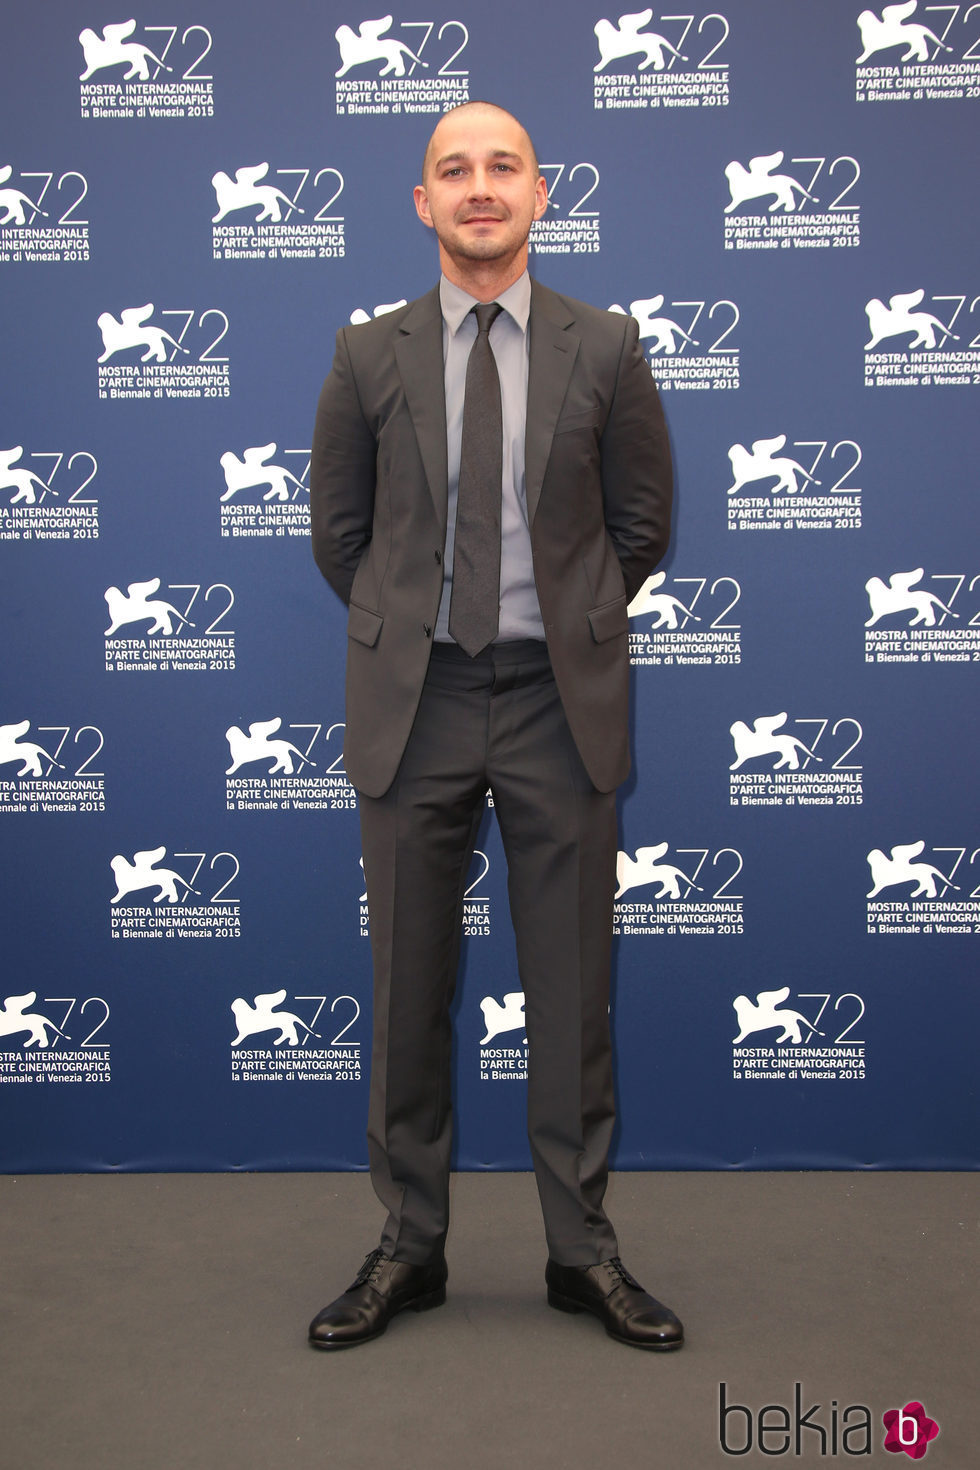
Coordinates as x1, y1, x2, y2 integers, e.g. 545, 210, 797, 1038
553, 408, 600, 435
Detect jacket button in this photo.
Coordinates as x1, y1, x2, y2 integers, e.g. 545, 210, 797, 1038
423, 623, 431, 638
434, 550, 442, 564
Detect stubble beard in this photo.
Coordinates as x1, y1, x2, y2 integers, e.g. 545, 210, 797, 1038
442, 213, 531, 268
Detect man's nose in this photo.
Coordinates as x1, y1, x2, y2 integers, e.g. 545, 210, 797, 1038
468, 168, 495, 197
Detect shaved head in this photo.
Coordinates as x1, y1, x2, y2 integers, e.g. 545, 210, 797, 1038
421, 101, 539, 184
414, 100, 548, 295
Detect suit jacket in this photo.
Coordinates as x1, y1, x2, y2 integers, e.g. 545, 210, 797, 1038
311, 278, 672, 798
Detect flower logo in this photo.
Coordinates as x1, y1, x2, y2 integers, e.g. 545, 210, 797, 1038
883, 1401, 940, 1459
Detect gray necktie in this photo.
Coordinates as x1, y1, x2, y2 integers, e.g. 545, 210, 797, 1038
449, 302, 503, 657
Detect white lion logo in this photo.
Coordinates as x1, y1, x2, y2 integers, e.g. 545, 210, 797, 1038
0, 721, 62, 778
724, 153, 817, 214
479, 992, 526, 1045
212, 164, 302, 224
594, 10, 687, 71
110, 847, 199, 904
615, 843, 701, 901
349, 300, 407, 325
104, 578, 194, 637
627, 572, 700, 629
865, 291, 957, 351
97, 305, 188, 364
0, 165, 48, 226
733, 988, 823, 1045
608, 297, 698, 355
864, 570, 957, 628
231, 991, 320, 1047
729, 714, 820, 772
0, 447, 53, 506
726, 436, 820, 497
79, 20, 171, 80
866, 842, 958, 899
225, 719, 314, 776
0, 994, 71, 1048
334, 16, 427, 77
856, 2, 952, 63
219, 445, 307, 503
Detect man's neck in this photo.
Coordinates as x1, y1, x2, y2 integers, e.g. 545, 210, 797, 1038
438, 247, 529, 303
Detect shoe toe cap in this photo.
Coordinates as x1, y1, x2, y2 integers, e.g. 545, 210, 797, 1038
308, 1300, 375, 1345
624, 1297, 684, 1346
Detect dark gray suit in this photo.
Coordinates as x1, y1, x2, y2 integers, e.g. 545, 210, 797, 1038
312, 278, 671, 1265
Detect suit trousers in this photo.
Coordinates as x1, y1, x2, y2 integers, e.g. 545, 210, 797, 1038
357, 638, 621, 1267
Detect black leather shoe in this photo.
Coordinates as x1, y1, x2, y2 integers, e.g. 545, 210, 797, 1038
546, 1256, 684, 1350
308, 1248, 448, 1349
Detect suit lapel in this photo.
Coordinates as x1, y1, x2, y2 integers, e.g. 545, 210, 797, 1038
393, 280, 580, 531
394, 286, 449, 530
525, 282, 579, 526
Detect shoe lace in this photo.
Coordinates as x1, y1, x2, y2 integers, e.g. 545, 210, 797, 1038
605, 1256, 641, 1290
354, 1247, 388, 1287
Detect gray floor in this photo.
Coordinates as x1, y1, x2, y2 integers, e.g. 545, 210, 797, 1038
1, 1171, 974, 1468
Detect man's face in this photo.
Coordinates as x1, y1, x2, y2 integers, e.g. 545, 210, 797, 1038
414, 107, 547, 281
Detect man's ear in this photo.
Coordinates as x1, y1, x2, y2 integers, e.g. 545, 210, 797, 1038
413, 184, 434, 229
532, 173, 548, 222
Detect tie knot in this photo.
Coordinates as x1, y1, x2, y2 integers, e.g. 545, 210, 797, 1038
474, 302, 503, 337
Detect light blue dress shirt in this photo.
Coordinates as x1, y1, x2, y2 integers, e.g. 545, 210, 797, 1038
434, 271, 545, 643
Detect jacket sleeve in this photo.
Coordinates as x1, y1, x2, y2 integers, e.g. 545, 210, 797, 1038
599, 314, 673, 602
310, 328, 378, 607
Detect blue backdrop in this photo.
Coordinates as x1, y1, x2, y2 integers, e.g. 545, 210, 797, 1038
2, 0, 977, 1171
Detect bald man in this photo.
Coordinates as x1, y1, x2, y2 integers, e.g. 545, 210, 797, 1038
308, 102, 681, 1351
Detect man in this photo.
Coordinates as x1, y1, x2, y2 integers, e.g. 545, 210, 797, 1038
308, 102, 680, 1351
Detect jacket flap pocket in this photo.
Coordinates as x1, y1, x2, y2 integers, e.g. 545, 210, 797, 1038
587, 595, 628, 644
348, 600, 383, 648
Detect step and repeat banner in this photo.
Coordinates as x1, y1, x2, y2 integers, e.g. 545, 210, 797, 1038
2, 1, 977, 1171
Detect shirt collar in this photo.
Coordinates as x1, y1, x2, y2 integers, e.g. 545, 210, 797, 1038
439, 271, 531, 337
